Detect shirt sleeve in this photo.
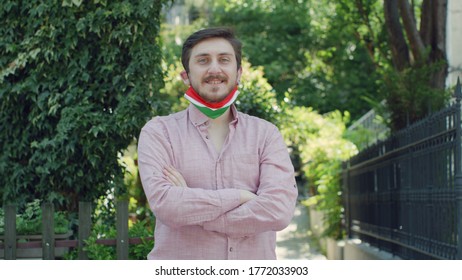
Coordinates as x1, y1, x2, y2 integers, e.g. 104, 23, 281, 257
137, 119, 241, 229
202, 126, 298, 238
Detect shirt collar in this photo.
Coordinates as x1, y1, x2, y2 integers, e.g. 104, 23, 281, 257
188, 104, 239, 127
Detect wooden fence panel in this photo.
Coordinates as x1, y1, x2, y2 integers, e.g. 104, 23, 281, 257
42, 203, 55, 260
4, 204, 16, 259
116, 200, 129, 260
1, 199, 149, 260
78, 201, 92, 260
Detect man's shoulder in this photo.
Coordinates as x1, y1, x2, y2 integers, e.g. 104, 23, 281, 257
141, 109, 187, 131
237, 111, 278, 130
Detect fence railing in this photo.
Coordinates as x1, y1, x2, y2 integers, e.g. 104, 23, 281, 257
0, 200, 153, 260
342, 78, 462, 260
347, 100, 390, 148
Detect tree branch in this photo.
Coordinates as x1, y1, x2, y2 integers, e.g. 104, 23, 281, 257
384, 0, 409, 70
398, 0, 426, 62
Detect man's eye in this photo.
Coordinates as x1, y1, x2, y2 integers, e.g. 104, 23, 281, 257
220, 58, 231, 63
197, 58, 208, 64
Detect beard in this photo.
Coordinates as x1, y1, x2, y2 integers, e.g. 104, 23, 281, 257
192, 74, 236, 103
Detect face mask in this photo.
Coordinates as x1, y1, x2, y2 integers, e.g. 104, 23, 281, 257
184, 86, 239, 119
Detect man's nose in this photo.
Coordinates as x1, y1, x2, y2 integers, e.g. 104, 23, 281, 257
207, 59, 222, 74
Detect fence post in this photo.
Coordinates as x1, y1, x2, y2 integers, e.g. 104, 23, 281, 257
342, 161, 351, 239
454, 77, 462, 260
42, 202, 55, 260
116, 199, 129, 260
4, 205, 17, 260
78, 201, 92, 260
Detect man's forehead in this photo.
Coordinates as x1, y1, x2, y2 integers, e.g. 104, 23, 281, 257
191, 38, 235, 56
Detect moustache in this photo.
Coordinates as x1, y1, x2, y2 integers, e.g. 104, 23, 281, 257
203, 75, 228, 83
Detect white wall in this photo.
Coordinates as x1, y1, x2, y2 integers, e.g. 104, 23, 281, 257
447, 0, 462, 87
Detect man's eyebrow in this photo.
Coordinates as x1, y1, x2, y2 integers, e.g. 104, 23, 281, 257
193, 52, 233, 57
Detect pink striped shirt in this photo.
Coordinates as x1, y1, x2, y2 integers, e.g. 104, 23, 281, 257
137, 104, 298, 259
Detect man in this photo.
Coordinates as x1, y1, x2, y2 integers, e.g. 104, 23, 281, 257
137, 27, 298, 260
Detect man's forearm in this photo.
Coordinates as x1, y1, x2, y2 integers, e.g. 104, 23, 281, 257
202, 185, 297, 238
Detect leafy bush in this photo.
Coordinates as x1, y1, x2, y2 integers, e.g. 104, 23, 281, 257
281, 107, 358, 239
0, 199, 70, 235
381, 62, 450, 131
0, 0, 167, 210
63, 219, 154, 260
235, 61, 281, 124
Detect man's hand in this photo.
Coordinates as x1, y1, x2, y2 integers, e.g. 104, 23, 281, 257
163, 165, 188, 187
239, 190, 257, 204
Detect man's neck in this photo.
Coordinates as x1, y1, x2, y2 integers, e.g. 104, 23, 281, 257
207, 108, 233, 153
209, 107, 233, 128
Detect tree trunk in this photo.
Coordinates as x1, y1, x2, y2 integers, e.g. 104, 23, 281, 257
418, 0, 448, 88
382, 0, 448, 131
384, 0, 410, 71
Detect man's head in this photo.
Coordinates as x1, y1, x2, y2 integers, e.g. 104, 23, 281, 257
181, 27, 242, 74
180, 27, 243, 104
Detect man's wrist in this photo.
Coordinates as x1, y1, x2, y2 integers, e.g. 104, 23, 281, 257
239, 190, 257, 204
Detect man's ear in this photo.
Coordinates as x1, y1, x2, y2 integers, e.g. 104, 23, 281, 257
236, 67, 243, 85
180, 70, 190, 86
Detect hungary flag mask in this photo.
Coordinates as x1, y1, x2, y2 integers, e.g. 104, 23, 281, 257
184, 86, 239, 119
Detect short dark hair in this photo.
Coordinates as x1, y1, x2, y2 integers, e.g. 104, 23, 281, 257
181, 27, 242, 73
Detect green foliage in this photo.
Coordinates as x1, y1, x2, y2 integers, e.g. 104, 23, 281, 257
83, 223, 117, 260
127, 219, 155, 260
0, 199, 70, 235
209, 0, 314, 97
64, 219, 154, 260
281, 107, 358, 239
235, 61, 281, 124
333, 0, 451, 131
119, 144, 151, 221
207, 0, 382, 120
0, 0, 167, 210
381, 62, 450, 131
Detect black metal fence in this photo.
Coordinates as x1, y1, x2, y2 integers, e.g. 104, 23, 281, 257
343, 79, 462, 260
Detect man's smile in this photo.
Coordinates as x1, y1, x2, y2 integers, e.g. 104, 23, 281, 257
204, 75, 227, 85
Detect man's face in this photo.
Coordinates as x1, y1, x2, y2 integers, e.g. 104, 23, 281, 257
182, 37, 242, 103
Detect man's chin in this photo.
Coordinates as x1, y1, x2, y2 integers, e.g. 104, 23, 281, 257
201, 90, 230, 103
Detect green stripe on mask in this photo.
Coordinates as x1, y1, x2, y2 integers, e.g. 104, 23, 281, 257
194, 105, 230, 119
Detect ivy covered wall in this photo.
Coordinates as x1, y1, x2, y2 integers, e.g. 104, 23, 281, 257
0, 0, 167, 210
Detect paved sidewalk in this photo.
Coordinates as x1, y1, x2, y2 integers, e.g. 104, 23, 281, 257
276, 203, 326, 260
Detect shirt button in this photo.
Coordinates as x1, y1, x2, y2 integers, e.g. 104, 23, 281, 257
205, 135, 209, 139
229, 247, 233, 252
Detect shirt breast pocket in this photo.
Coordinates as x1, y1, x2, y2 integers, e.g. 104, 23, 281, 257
223, 154, 260, 192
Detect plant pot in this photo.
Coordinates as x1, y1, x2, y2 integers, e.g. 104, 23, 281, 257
326, 237, 345, 260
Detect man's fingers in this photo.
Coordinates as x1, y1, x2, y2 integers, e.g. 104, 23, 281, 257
163, 166, 187, 187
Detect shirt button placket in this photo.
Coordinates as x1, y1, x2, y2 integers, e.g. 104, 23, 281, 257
215, 160, 222, 189
227, 238, 237, 259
